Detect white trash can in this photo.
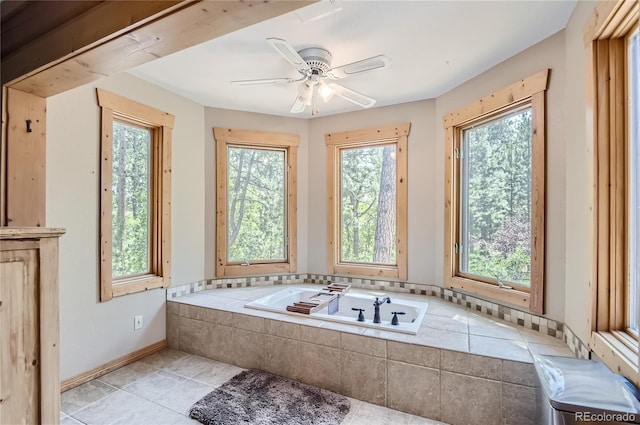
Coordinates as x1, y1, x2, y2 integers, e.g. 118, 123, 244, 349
533, 354, 640, 424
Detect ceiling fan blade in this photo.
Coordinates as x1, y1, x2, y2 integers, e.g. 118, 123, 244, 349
330, 83, 376, 108
289, 96, 306, 113
328, 55, 390, 79
231, 77, 301, 86
267, 37, 311, 75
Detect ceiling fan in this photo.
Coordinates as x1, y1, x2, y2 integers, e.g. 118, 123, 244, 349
232, 38, 390, 115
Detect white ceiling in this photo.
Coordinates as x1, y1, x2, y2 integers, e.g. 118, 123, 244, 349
129, 0, 576, 118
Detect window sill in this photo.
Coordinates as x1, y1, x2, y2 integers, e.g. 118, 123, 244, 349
447, 275, 530, 309
590, 331, 639, 387
219, 262, 295, 277
332, 263, 405, 280
112, 274, 167, 298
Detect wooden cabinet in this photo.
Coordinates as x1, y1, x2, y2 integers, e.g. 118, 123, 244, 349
0, 228, 64, 425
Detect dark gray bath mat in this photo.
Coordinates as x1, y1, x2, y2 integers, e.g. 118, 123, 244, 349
189, 369, 351, 425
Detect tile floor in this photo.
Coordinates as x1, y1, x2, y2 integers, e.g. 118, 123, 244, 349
60, 348, 448, 425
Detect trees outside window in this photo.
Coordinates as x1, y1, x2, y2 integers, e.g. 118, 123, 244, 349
226, 146, 286, 263
460, 108, 533, 288
214, 128, 298, 277
326, 123, 409, 280
111, 120, 152, 278
97, 89, 173, 301
443, 70, 548, 313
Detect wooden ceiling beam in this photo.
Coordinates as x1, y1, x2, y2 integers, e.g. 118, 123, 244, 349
3, 0, 315, 98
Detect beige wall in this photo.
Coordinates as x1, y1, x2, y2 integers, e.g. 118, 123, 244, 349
563, 0, 598, 342
47, 72, 205, 380
203, 108, 310, 278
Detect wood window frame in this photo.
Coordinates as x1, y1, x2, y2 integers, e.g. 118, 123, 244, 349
443, 70, 549, 313
585, 0, 639, 385
213, 127, 299, 277
325, 123, 409, 280
97, 88, 173, 301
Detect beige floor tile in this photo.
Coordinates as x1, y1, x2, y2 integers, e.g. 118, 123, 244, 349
61, 415, 84, 425
71, 390, 153, 424
99, 360, 157, 388
348, 402, 414, 425
152, 378, 215, 415
163, 354, 227, 378
190, 360, 244, 387
136, 347, 190, 368
61, 380, 117, 414
122, 370, 185, 400
110, 401, 198, 425
339, 398, 363, 424
408, 415, 449, 425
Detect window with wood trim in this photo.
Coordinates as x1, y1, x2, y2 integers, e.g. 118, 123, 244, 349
443, 70, 548, 313
97, 89, 173, 301
326, 123, 409, 280
214, 127, 298, 277
586, 0, 639, 385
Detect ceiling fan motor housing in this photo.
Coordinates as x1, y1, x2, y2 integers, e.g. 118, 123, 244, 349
298, 47, 332, 77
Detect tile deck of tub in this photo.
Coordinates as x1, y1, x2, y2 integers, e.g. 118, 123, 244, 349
169, 283, 573, 364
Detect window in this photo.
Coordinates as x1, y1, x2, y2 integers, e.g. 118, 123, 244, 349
629, 29, 639, 337
586, 0, 638, 386
443, 70, 548, 313
326, 123, 409, 279
214, 127, 298, 277
97, 89, 173, 301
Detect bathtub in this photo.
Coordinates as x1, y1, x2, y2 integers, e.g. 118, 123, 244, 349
244, 286, 428, 334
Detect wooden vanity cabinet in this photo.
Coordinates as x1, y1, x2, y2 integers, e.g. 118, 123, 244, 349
0, 228, 64, 425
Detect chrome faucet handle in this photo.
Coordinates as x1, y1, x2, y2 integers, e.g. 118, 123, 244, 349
390, 311, 406, 326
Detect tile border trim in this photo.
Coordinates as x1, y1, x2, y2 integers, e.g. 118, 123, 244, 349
562, 323, 591, 359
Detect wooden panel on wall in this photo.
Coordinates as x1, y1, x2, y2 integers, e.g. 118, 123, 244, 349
5, 88, 46, 227
0, 249, 39, 424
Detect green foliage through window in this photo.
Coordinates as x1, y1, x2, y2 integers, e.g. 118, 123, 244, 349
111, 120, 151, 278
628, 29, 638, 333
227, 146, 286, 262
340, 144, 396, 264
460, 108, 532, 286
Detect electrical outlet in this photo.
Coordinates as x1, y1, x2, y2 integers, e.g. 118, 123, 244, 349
134, 315, 143, 330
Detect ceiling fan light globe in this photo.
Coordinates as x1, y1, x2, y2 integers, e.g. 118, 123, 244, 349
297, 81, 314, 104
318, 83, 335, 103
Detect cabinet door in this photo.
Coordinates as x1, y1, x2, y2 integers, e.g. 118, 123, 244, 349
0, 247, 39, 424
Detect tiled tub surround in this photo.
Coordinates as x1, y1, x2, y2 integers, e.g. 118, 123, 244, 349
167, 285, 574, 425
167, 273, 567, 342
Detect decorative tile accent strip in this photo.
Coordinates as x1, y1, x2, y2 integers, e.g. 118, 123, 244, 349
563, 324, 591, 359
167, 273, 565, 342
166, 274, 303, 299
